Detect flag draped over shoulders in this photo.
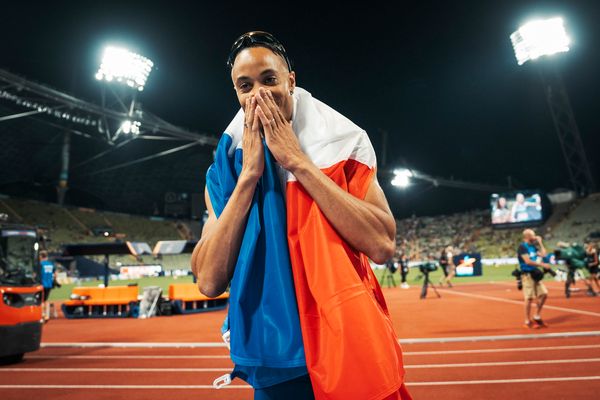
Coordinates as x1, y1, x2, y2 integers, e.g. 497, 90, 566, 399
206, 87, 411, 399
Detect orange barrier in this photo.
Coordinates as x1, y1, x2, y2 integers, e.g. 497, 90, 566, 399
62, 286, 139, 318
168, 283, 228, 314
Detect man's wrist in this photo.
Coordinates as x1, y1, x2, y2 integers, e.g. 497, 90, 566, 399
286, 153, 312, 176
237, 173, 260, 190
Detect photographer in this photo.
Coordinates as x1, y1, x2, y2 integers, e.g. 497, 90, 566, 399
398, 249, 410, 289
517, 229, 553, 329
585, 242, 600, 295
438, 246, 455, 288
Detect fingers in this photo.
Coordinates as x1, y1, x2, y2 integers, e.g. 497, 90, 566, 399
265, 90, 286, 123
244, 97, 257, 129
252, 108, 262, 137
255, 90, 275, 126
255, 105, 272, 138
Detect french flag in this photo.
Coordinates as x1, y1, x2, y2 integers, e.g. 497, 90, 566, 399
208, 87, 410, 399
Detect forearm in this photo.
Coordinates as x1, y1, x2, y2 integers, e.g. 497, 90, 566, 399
290, 160, 395, 263
191, 177, 257, 296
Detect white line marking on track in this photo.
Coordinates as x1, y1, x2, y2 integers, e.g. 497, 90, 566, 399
39, 330, 600, 348
5, 358, 600, 372
0, 384, 251, 389
405, 357, 600, 368
0, 368, 231, 372
400, 330, 600, 343
437, 288, 600, 317
3, 376, 600, 389
27, 355, 230, 360
406, 375, 600, 386
404, 344, 600, 355
40, 342, 227, 348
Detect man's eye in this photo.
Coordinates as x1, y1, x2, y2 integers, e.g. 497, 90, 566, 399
264, 77, 277, 84
239, 83, 251, 92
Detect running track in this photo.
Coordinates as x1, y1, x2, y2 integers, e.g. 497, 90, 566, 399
2, 281, 599, 399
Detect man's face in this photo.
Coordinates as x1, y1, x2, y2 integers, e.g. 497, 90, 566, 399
231, 46, 296, 122
523, 229, 536, 243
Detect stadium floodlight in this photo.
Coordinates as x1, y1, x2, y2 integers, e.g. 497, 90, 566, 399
95, 46, 153, 91
510, 17, 570, 65
391, 169, 413, 188
120, 120, 141, 135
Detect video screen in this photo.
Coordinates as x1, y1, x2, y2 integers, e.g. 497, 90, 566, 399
490, 191, 544, 227
452, 253, 482, 277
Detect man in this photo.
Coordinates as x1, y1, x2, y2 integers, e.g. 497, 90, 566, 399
585, 242, 600, 294
438, 245, 455, 288
192, 31, 410, 400
39, 250, 56, 321
517, 229, 553, 328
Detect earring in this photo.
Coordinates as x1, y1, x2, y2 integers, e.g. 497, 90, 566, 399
290, 90, 294, 95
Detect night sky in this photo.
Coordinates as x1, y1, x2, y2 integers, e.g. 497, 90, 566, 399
1, 0, 599, 218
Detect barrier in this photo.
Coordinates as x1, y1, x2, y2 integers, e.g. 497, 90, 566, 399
62, 286, 139, 318
168, 283, 228, 314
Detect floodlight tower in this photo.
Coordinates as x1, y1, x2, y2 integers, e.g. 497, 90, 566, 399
95, 46, 154, 142
511, 17, 595, 195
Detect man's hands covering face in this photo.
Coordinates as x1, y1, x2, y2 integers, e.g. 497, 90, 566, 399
254, 87, 305, 171
240, 96, 264, 183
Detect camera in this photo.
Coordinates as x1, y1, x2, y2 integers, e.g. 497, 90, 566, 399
418, 262, 438, 274
554, 245, 587, 269
511, 268, 522, 290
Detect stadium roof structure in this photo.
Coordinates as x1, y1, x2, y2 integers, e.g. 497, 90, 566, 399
0, 69, 218, 215
0, 69, 218, 146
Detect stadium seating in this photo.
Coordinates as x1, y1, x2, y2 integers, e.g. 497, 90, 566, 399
62, 285, 139, 318
168, 283, 229, 314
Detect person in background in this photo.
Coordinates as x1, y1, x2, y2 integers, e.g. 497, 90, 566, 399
491, 196, 510, 224
398, 248, 410, 289
39, 250, 56, 322
585, 242, 600, 294
517, 229, 553, 328
439, 246, 455, 288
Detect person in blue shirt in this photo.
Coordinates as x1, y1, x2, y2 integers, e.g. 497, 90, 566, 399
517, 229, 553, 329
40, 250, 56, 321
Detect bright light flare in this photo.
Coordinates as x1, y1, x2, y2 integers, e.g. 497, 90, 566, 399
96, 46, 153, 91
511, 17, 570, 65
391, 169, 413, 188
121, 120, 141, 135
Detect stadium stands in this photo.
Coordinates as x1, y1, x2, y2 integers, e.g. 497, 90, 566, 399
0, 195, 195, 272
396, 193, 600, 259
2, 193, 597, 268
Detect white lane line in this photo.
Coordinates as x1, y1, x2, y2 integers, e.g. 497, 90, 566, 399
437, 288, 600, 317
407, 375, 600, 386
0, 368, 231, 372
27, 355, 230, 360
405, 344, 600, 355
40, 342, 227, 348
3, 376, 600, 389
5, 358, 600, 372
400, 330, 600, 344
406, 357, 600, 368
0, 384, 250, 389
39, 330, 600, 348
25, 354, 231, 360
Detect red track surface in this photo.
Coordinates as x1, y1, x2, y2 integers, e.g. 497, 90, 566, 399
2, 281, 600, 399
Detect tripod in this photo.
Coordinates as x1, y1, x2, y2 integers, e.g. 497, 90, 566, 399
379, 266, 397, 288
420, 271, 441, 299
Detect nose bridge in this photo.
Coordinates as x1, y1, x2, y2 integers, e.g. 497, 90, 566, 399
250, 81, 267, 97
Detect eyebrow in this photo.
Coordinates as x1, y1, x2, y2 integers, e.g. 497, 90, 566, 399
235, 69, 279, 84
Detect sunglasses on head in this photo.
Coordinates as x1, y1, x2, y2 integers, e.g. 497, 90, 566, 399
227, 31, 292, 71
